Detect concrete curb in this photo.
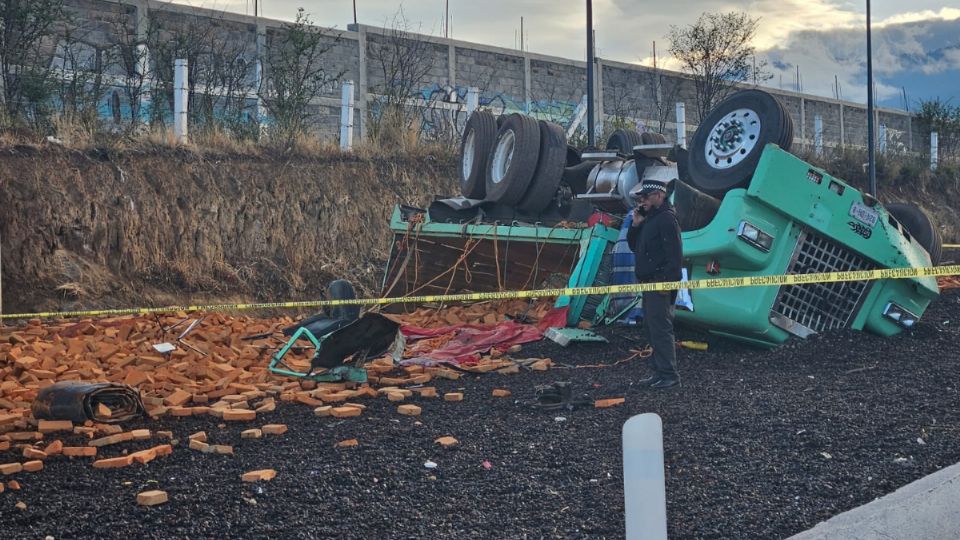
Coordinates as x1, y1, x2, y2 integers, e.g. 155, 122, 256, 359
789, 461, 960, 539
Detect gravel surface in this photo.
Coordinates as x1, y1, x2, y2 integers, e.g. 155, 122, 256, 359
2, 289, 960, 540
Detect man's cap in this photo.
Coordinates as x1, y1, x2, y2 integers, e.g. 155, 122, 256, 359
629, 178, 670, 199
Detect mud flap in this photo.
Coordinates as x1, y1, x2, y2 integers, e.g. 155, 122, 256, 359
32, 382, 146, 424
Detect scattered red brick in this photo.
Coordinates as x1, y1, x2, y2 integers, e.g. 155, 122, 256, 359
594, 397, 626, 408
136, 490, 168, 506
397, 404, 422, 416
241, 469, 277, 482
261, 424, 287, 436
435, 436, 459, 448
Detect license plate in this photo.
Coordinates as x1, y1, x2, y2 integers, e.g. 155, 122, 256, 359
849, 202, 879, 227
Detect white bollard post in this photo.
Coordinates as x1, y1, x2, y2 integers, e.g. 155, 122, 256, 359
623, 414, 668, 540
814, 115, 823, 157
173, 59, 188, 143
675, 103, 686, 148
340, 81, 355, 151
879, 123, 887, 155
931, 132, 938, 171
466, 87, 479, 116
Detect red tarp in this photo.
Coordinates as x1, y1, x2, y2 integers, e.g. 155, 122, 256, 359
399, 307, 569, 366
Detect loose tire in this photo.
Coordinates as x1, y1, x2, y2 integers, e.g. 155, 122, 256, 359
485, 113, 541, 205
606, 129, 643, 154
517, 121, 568, 213
688, 90, 793, 197
641, 132, 667, 145
886, 202, 943, 265
459, 111, 498, 199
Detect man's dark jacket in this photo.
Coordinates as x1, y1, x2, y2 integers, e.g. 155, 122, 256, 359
626, 202, 683, 284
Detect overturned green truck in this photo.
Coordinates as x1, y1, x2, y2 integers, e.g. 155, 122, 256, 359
381, 90, 941, 348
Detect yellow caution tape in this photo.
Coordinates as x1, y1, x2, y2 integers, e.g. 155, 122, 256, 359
2, 264, 959, 322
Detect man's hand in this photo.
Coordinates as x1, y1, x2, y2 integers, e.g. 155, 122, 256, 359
631, 207, 646, 227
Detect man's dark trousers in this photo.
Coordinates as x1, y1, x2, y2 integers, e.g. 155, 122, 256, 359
642, 291, 678, 382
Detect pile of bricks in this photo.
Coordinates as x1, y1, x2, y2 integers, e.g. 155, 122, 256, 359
1, 309, 553, 449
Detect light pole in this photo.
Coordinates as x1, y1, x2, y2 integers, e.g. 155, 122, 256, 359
586, 0, 595, 147
866, 0, 877, 196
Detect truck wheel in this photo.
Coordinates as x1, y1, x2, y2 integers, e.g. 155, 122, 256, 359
485, 113, 541, 205
688, 90, 793, 197
641, 132, 667, 145
886, 202, 943, 265
460, 111, 498, 199
606, 129, 643, 154
517, 121, 568, 213
325, 279, 360, 321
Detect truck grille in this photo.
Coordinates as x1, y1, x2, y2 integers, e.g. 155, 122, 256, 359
770, 230, 874, 337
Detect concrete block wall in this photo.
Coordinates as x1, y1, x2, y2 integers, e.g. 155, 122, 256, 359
56, 0, 925, 153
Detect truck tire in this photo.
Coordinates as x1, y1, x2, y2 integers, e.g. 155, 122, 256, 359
485, 113, 541, 205
688, 90, 793, 197
606, 129, 643, 154
325, 279, 360, 322
673, 180, 721, 232
886, 202, 943, 265
517, 121, 568, 213
641, 132, 667, 145
459, 111, 498, 199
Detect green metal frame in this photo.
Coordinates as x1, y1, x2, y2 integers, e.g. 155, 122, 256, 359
268, 327, 368, 383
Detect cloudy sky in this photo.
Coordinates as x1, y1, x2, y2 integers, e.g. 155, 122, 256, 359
172, 0, 959, 109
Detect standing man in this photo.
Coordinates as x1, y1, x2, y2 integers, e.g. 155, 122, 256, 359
627, 178, 683, 389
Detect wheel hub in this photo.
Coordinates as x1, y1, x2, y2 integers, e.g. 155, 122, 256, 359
491, 129, 516, 185
704, 108, 761, 169
462, 131, 476, 180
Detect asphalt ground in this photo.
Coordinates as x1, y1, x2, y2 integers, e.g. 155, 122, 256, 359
2, 288, 959, 539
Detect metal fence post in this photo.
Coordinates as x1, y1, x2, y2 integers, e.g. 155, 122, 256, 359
466, 87, 479, 116
675, 102, 686, 148
567, 95, 589, 139
814, 115, 823, 157
173, 59, 188, 143
931, 132, 938, 171
340, 81, 355, 151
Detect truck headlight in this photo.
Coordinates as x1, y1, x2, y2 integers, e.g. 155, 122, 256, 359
882, 302, 919, 329
737, 221, 774, 252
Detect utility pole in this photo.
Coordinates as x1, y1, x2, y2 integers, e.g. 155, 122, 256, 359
520, 17, 524, 51
866, 0, 877, 196
586, 0, 595, 146
445, 0, 449, 39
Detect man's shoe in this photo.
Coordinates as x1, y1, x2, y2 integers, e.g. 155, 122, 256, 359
638, 375, 659, 385
649, 378, 680, 389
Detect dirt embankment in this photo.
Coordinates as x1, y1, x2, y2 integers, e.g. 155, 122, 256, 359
0, 144, 458, 314
1, 143, 958, 316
